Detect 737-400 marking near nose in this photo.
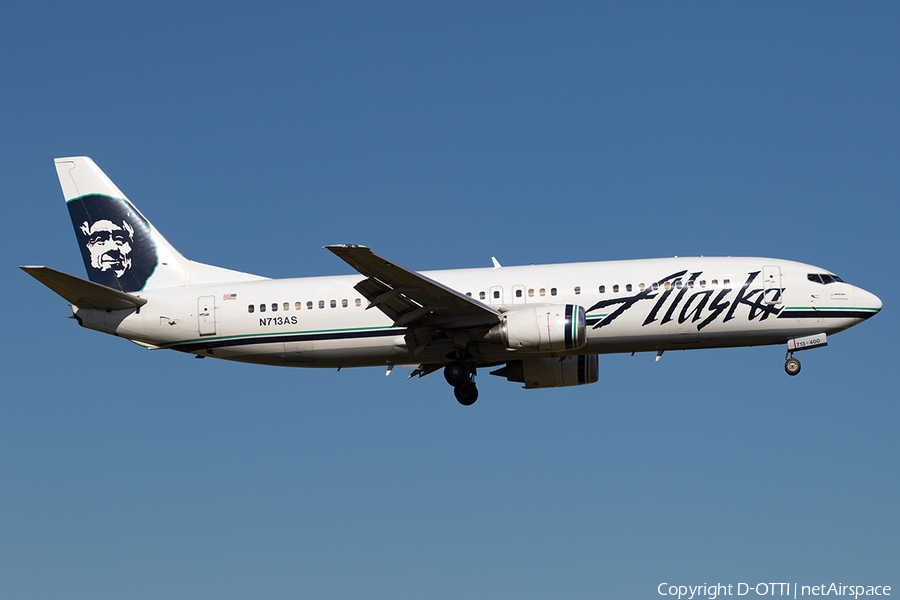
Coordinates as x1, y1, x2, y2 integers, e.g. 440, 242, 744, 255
21, 157, 882, 405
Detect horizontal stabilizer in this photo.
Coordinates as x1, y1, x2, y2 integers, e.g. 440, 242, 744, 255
20, 266, 148, 310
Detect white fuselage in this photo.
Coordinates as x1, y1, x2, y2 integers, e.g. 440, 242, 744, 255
73, 256, 882, 369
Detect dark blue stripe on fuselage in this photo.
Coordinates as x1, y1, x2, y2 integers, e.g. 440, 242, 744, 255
777, 310, 877, 320
169, 328, 402, 353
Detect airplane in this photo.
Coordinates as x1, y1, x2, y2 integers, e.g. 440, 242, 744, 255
22, 157, 882, 405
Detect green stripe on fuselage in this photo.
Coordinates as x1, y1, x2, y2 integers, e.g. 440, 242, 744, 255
783, 306, 879, 311
162, 325, 400, 348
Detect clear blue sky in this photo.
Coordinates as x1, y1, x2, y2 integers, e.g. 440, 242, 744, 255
2, 2, 898, 598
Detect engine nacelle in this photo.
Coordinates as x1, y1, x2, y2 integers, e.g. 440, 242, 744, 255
491, 355, 599, 389
486, 304, 586, 352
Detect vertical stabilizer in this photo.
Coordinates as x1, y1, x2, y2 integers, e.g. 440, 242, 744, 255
56, 157, 191, 292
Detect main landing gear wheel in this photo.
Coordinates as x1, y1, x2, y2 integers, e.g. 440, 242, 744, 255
444, 361, 469, 387
445, 360, 479, 405
785, 357, 801, 376
454, 381, 479, 406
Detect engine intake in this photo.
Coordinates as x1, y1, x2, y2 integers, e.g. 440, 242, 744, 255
491, 355, 599, 389
486, 304, 586, 352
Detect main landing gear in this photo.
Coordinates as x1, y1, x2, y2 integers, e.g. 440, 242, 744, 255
784, 352, 801, 376
445, 360, 478, 406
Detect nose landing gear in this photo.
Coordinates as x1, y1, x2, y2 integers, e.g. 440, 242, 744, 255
444, 360, 478, 405
783, 333, 827, 376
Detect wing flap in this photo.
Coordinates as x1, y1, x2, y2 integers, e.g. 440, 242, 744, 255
353, 277, 420, 323
20, 266, 148, 310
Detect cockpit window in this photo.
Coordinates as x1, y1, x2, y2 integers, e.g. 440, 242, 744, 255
808, 273, 845, 285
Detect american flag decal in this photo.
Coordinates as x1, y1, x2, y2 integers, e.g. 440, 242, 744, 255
223, 293, 237, 301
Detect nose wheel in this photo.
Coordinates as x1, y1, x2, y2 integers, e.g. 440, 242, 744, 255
444, 360, 478, 405
784, 353, 801, 376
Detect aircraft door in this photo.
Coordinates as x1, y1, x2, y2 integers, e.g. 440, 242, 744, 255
198, 295, 217, 336
489, 285, 504, 306
763, 265, 782, 305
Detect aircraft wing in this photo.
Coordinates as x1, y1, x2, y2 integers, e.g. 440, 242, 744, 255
325, 245, 501, 329
20, 266, 148, 310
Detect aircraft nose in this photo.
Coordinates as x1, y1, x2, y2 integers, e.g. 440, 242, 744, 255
855, 287, 882, 318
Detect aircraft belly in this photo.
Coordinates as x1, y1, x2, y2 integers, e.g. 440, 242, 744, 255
208, 342, 290, 366
303, 335, 407, 367
284, 340, 315, 363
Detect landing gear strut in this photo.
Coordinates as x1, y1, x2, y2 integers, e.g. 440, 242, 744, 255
444, 360, 478, 405
784, 352, 801, 376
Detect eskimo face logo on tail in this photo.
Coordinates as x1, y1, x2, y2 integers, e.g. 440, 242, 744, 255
68, 194, 158, 292
80, 219, 134, 277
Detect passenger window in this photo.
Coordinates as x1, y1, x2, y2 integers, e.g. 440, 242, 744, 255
466, 292, 472, 297
599, 285, 605, 293
639, 283, 645, 291
307, 301, 313, 310
260, 304, 266, 312
330, 300, 337, 308
342, 299, 348, 308
479, 291, 486, 300
574, 286, 581, 295
493, 290, 500, 299
271, 303, 278, 312
687, 281, 694, 289
248, 304, 255, 313
675, 282, 682, 290
626, 284, 632, 292
613, 284, 619, 293
318, 300, 325, 309
283, 302, 289, 311
528, 289, 534, 297
664, 282, 671, 291
355, 298, 362, 307
711, 279, 718, 286
550, 288, 557, 296
723, 279, 730, 285
699, 280, 706, 288
295, 302, 302, 310
515, 289, 522, 298
539, 288, 546, 297
652, 283, 659, 291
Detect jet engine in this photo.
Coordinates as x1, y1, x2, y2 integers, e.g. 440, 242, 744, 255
491, 355, 599, 389
486, 304, 586, 352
